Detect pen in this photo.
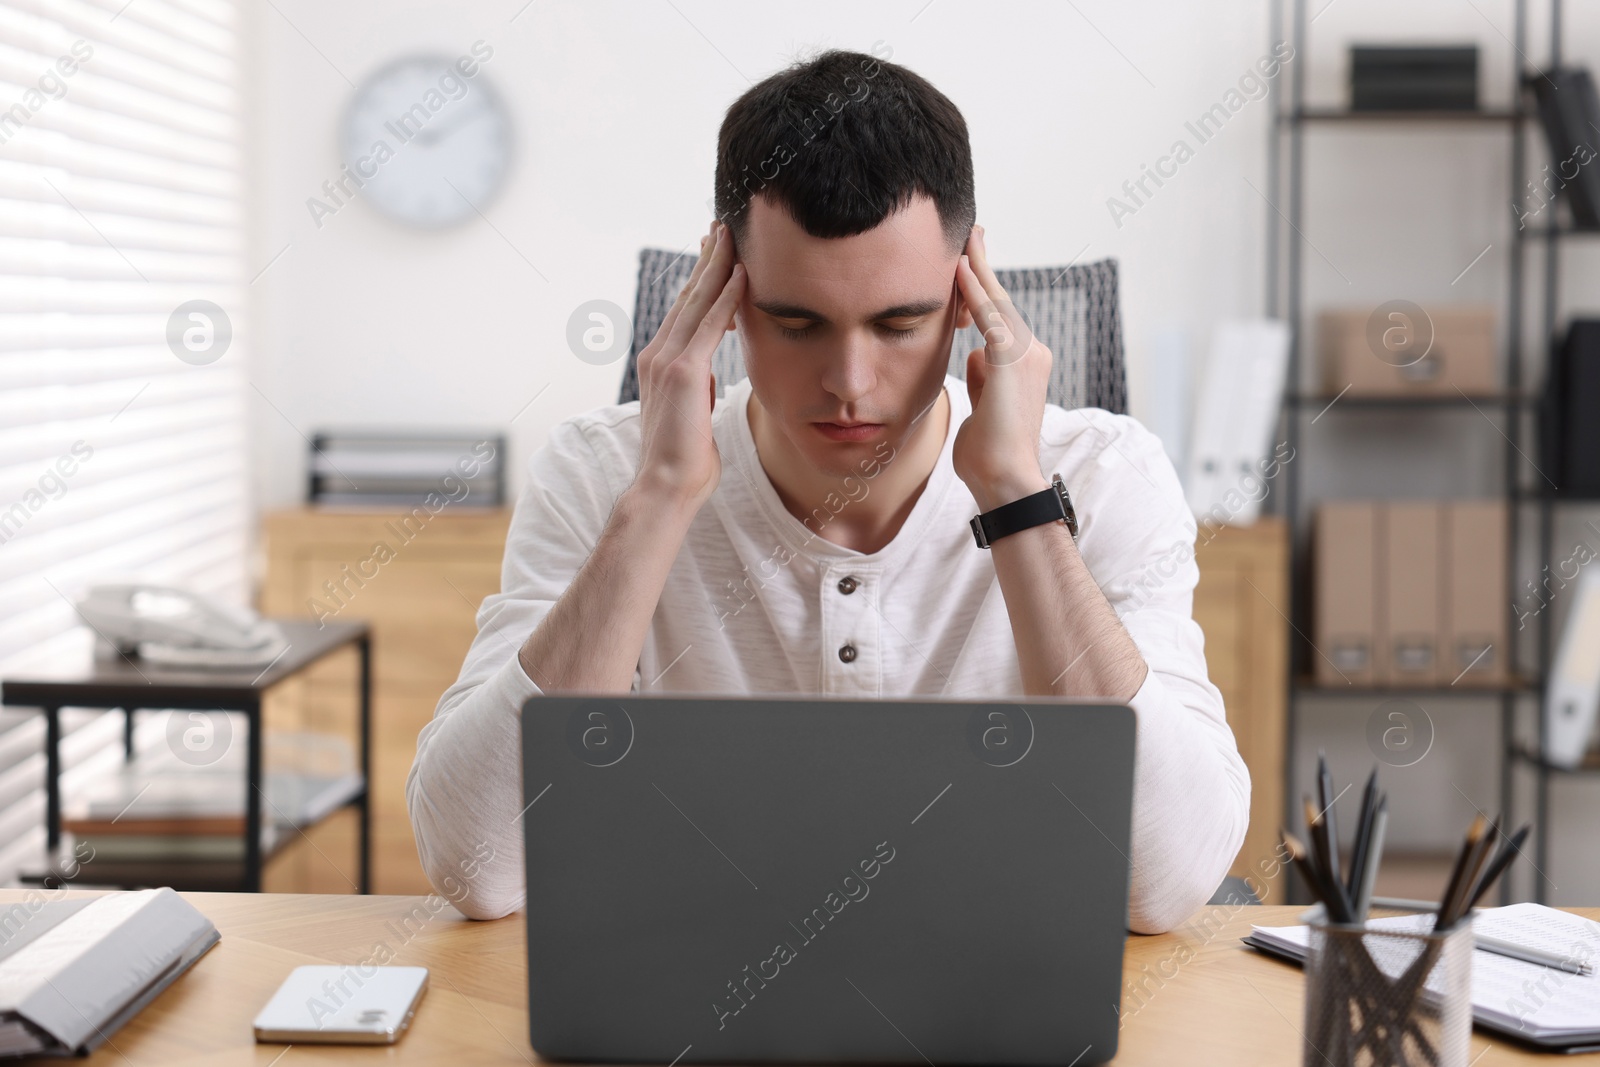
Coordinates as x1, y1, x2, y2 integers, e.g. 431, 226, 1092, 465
1370, 896, 1441, 912
1476, 933, 1594, 976
1366, 896, 1593, 975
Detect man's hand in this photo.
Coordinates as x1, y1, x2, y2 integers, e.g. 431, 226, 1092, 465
951, 225, 1053, 512
949, 227, 1147, 702
514, 220, 742, 696
634, 218, 746, 515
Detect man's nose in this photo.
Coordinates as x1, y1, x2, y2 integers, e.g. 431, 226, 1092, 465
819, 331, 877, 402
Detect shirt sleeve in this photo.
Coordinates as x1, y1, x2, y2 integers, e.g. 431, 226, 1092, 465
1067, 410, 1253, 935
405, 416, 620, 919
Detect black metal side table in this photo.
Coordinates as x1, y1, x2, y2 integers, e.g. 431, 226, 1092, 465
0, 619, 370, 893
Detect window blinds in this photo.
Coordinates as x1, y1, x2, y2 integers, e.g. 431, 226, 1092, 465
0, 0, 247, 885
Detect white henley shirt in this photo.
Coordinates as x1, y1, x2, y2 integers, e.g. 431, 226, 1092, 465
407, 374, 1251, 934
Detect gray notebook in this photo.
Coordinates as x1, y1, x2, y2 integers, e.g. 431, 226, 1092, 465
0, 888, 218, 1057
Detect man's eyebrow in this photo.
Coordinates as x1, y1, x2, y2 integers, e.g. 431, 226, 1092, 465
751, 297, 948, 322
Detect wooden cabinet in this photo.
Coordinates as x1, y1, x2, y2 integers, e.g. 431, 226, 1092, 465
1193, 517, 1289, 903
260, 508, 511, 894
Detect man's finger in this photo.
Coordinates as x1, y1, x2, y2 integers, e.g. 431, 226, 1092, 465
964, 225, 1015, 314
654, 229, 719, 347
957, 255, 1030, 368
665, 224, 736, 355
963, 227, 1033, 360
680, 264, 745, 373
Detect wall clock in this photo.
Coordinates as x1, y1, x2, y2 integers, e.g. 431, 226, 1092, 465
340, 52, 511, 227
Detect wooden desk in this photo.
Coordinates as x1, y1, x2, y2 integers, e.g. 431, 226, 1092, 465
17, 891, 1589, 1065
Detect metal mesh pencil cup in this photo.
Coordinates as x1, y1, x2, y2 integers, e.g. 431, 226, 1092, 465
1301, 912, 1474, 1067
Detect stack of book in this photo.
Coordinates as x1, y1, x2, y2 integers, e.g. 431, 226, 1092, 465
53, 731, 361, 890
308, 432, 504, 507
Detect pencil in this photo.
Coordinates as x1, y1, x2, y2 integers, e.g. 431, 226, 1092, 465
1436, 813, 1489, 931
1354, 795, 1386, 920
1281, 830, 1324, 908
1467, 823, 1532, 911
1303, 796, 1354, 923
1317, 752, 1342, 890
1344, 767, 1379, 901
1446, 814, 1498, 929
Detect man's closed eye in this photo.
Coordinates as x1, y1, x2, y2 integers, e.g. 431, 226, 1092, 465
776, 321, 923, 341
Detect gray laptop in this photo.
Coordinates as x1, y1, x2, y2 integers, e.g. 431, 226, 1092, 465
520, 695, 1136, 1066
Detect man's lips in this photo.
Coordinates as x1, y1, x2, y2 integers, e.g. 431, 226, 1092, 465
813, 420, 883, 442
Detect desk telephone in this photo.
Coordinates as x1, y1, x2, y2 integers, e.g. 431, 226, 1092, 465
74, 584, 290, 669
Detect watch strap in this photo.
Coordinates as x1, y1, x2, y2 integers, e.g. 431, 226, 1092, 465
970, 473, 1078, 549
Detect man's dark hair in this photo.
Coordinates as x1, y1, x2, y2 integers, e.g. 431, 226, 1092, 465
714, 47, 975, 256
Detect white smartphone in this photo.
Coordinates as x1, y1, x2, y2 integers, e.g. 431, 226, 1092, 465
253, 965, 428, 1044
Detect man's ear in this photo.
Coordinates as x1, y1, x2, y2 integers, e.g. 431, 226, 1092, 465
956, 303, 973, 330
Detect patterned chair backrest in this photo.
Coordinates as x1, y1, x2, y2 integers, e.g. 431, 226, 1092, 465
617, 248, 1126, 414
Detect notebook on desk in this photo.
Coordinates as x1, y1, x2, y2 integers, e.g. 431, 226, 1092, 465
1243, 903, 1600, 1054
0, 888, 218, 1058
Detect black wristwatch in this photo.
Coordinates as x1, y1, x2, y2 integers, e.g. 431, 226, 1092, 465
969, 473, 1078, 549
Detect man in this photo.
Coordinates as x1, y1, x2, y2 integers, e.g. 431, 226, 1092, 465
408, 49, 1248, 934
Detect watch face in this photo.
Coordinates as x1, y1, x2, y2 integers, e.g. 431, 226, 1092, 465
341, 54, 512, 227
1053, 474, 1079, 539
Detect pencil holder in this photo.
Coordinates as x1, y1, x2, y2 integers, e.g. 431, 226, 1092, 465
1301, 912, 1474, 1067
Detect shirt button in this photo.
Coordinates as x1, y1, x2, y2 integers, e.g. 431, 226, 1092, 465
837, 576, 858, 595
838, 644, 857, 663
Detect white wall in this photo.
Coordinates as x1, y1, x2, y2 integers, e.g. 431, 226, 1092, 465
246, 0, 1600, 901
246, 0, 1287, 511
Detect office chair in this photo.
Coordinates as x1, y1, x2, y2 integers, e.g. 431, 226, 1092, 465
1208, 876, 1261, 906
616, 247, 1128, 414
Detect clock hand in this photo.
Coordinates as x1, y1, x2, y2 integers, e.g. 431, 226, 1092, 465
410, 105, 488, 146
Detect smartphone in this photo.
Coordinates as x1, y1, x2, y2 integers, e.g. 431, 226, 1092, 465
253, 965, 428, 1044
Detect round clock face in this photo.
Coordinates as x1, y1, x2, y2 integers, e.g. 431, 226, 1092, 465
340, 54, 511, 227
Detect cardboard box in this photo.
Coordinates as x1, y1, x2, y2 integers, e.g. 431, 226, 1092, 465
1442, 500, 1508, 684
1319, 306, 1497, 397
1384, 502, 1442, 685
1314, 502, 1377, 685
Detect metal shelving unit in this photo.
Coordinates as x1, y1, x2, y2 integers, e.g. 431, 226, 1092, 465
1267, 0, 1581, 905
